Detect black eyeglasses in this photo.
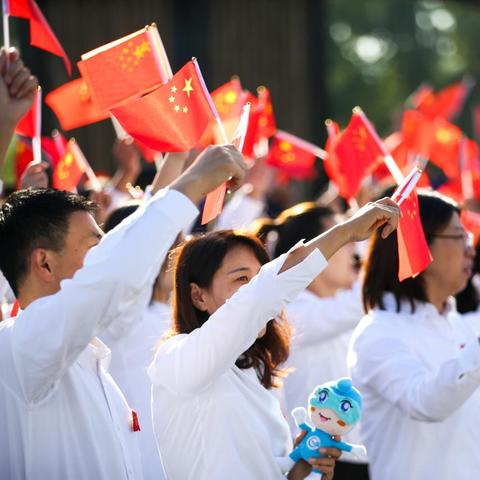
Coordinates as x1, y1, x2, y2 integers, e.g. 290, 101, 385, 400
431, 231, 474, 248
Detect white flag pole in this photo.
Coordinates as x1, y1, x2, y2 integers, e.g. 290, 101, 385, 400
69, 138, 102, 192
2, 0, 10, 54
32, 87, 42, 164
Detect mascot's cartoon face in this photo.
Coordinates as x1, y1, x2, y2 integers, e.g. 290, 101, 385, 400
308, 378, 362, 436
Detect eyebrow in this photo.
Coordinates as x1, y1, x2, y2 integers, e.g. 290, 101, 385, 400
227, 267, 251, 275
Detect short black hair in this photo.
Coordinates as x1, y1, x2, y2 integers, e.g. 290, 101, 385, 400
0, 188, 96, 296
104, 202, 141, 233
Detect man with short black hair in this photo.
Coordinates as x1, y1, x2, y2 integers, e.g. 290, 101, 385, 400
0, 140, 248, 479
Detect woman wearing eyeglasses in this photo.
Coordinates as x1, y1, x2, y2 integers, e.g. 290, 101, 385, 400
348, 190, 478, 480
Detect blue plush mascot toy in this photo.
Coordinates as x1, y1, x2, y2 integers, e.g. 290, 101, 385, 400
288, 377, 367, 475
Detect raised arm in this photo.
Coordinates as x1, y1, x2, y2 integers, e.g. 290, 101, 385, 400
150, 199, 400, 395
0, 48, 38, 168
350, 314, 480, 422
7, 145, 248, 403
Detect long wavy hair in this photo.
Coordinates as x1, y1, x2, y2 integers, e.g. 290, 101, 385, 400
170, 230, 290, 389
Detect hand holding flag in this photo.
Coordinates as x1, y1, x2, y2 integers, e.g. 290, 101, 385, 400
0, 48, 39, 130
391, 165, 433, 281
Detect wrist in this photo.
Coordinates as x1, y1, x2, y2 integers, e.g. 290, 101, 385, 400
0, 116, 17, 135
170, 171, 204, 205
330, 222, 353, 248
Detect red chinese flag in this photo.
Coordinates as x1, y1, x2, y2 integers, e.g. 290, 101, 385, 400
393, 190, 432, 281
53, 143, 86, 192
45, 78, 109, 131
329, 110, 385, 199
430, 118, 463, 179
111, 60, 217, 152
242, 86, 276, 158
266, 131, 318, 180
211, 77, 244, 120
15, 87, 41, 138
416, 80, 472, 120
241, 94, 260, 158
14, 139, 34, 188
255, 86, 276, 140
401, 110, 436, 158
7, 0, 71, 75
473, 106, 480, 142
79, 25, 171, 111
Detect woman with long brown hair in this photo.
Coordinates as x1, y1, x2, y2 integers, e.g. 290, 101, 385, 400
147, 199, 399, 480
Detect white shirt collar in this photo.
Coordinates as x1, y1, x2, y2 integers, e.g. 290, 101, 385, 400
381, 292, 457, 320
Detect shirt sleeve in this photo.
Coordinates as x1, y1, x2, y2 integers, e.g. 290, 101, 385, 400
287, 282, 364, 348
349, 313, 480, 422
149, 247, 328, 396
7, 188, 198, 404
216, 186, 264, 230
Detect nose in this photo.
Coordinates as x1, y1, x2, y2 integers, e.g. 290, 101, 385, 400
337, 420, 346, 427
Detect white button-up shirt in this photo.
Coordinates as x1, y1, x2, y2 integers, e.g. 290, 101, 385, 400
149, 247, 328, 480
101, 301, 172, 480
0, 188, 198, 479
348, 294, 480, 480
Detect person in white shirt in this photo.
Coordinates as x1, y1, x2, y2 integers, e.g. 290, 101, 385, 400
0, 143, 248, 479
148, 198, 400, 480
100, 201, 178, 480
348, 190, 479, 480
254, 202, 368, 479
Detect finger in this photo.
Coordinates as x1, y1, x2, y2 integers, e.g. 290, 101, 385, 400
319, 447, 342, 459
376, 196, 399, 208
4, 58, 25, 85
15, 75, 39, 99
0, 48, 6, 76
309, 457, 336, 466
7, 47, 19, 63
9, 68, 31, 96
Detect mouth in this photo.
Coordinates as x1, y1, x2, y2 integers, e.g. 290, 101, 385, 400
319, 413, 331, 423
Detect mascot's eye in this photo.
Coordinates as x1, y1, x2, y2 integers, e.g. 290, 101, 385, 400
318, 390, 328, 403
340, 400, 352, 412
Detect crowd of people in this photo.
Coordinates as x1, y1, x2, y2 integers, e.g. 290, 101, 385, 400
1, 41, 480, 480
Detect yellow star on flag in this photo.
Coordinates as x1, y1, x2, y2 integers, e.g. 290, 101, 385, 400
174, 105, 180, 112
183, 78, 194, 98
169, 96, 175, 103
171, 86, 177, 93
183, 106, 188, 113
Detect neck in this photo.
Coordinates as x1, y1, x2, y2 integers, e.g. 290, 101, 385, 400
18, 279, 57, 310
425, 283, 449, 314
152, 286, 170, 305
308, 277, 338, 298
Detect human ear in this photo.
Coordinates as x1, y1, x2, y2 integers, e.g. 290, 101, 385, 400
190, 282, 209, 311
30, 248, 56, 283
